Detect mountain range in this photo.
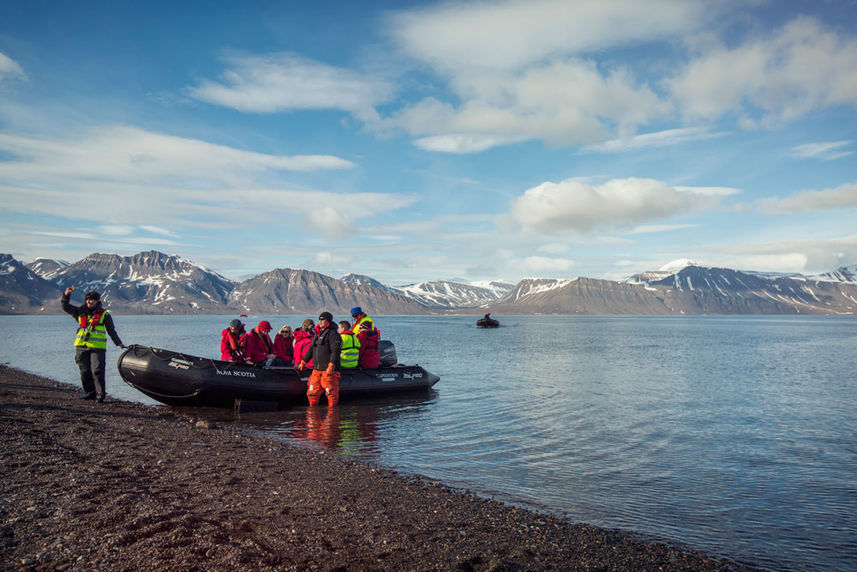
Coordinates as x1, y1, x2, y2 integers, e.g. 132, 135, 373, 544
2, 250, 856, 315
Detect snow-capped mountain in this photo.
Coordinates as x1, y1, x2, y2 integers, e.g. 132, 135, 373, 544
810, 265, 857, 284
51, 250, 235, 314
26, 258, 70, 280
0, 254, 62, 313
468, 280, 516, 298
619, 263, 857, 314
625, 258, 700, 284
3, 250, 857, 315
229, 268, 427, 316
498, 278, 576, 304
491, 263, 857, 315
397, 280, 505, 309
340, 273, 395, 291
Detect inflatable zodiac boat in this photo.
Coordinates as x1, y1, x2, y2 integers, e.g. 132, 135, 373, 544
117, 343, 439, 407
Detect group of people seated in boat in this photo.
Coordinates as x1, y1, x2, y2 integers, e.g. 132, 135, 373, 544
220, 306, 380, 369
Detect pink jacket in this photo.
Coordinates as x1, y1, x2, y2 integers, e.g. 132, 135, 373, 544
293, 330, 314, 367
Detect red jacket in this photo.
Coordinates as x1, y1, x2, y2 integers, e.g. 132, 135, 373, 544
293, 330, 314, 367
220, 328, 244, 361
357, 328, 381, 368
241, 328, 272, 364
272, 333, 294, 363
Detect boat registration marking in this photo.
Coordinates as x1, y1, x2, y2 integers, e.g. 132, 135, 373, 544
216, 370, 257, 378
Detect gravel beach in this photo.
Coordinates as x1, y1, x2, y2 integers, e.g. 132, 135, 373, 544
1, 365, 753, 571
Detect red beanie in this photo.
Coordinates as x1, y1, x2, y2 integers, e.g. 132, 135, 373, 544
257, 320, 272, 332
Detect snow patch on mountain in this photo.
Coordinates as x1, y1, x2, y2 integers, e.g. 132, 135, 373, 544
502, 278, 576, 302
397, 280, 501, 309
809, 265, 857, 284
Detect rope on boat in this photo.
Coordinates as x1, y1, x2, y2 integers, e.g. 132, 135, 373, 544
124, 379, 202, 401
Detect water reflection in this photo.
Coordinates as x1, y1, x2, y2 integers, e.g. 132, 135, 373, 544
179, 391, 438, 462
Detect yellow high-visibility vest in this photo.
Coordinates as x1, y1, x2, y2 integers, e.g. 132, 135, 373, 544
74, 310, 108, 349
340, 331, 360, 368
353, 314, 374, 335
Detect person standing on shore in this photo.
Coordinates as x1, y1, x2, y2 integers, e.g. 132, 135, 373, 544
61, 286, 125, 402
298, 311, 342, 406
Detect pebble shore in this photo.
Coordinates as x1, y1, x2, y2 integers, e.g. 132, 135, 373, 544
1, 365, 754, 571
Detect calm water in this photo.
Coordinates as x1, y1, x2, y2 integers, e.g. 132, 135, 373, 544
2, 314, 856, 570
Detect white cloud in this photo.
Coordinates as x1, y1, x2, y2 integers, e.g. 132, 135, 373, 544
0, 126, 354, 188
718, 235, 857, 273
627, 224, 697, 234
140, 225, 178, 237
510, 177, 733, 233
0, 125, 416, 239
537, 243, 571, 254
412, 134, 525, 153
582, 127, 726, 153
757, 183, 857, 215
188, 53, 394, 121
313, 251, 352, 266
390, 0, 709, 72
98, 225, 135, 236
791, 140, 852, 161
669, 17, 857, 125
0, 52, 25, 82
308, 207, 358, 241
388, 59, 669, 151
518, 255, 575, 274
32, 230, 97, 240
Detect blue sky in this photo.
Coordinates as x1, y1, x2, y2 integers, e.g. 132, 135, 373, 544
1, 0, 856, 284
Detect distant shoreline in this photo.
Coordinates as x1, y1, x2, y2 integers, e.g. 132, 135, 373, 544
0, 365, 753, 570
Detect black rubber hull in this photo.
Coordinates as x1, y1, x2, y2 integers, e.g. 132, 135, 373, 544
476, 319, 500, 328
117, 345, 440, 407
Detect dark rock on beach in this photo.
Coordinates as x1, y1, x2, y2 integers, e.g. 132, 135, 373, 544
0, 365, 753, 571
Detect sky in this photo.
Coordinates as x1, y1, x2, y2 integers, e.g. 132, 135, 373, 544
1, 0, 856, 285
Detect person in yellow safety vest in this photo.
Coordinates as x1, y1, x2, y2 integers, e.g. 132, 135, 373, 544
351, 306, 380, 368
350, 306, 374, 335
338, 321, 360, 369
61, 286, 126, 402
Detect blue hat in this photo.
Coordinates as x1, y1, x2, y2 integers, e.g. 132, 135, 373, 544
350, 306, 362, 316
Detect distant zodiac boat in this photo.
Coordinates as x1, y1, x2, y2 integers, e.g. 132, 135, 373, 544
117, 344, 439, 407
476, 314, 500, 328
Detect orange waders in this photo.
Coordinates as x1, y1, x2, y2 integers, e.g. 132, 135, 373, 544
306, 369, 341, 406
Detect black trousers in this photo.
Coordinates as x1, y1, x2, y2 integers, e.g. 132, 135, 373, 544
75, 348, 107, 398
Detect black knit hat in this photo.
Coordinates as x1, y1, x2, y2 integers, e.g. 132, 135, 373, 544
84, 291, 101, 301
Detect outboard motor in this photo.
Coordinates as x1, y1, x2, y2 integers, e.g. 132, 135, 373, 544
379, 340, 398, 367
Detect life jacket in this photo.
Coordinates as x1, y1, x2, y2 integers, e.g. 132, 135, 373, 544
353, 313, 375, 335
339, 329, 360, 368
74, 309, 108, 349
221, 328, 244, 361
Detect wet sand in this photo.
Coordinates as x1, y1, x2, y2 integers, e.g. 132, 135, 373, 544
1, 365, 753, 571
